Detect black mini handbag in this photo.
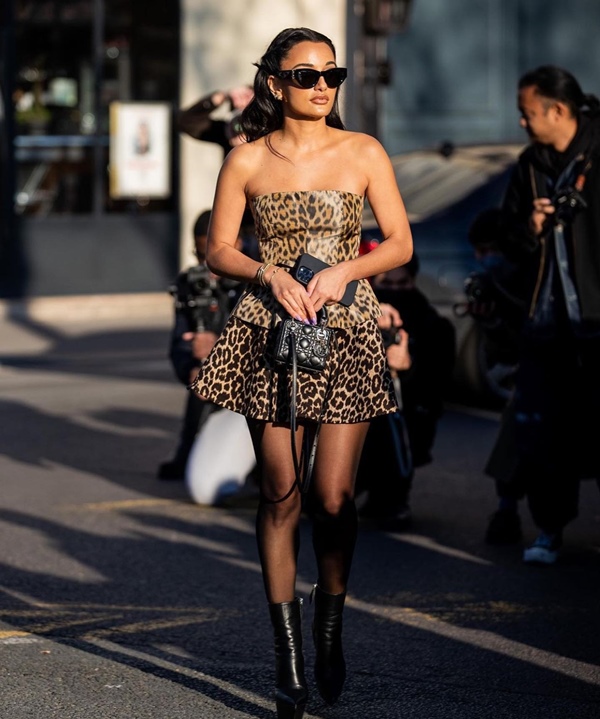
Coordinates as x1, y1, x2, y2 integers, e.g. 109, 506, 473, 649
271, 307, 334, 499
274, 307, 333, 373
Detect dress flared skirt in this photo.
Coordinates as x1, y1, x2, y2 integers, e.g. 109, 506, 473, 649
189, 316, 398, 424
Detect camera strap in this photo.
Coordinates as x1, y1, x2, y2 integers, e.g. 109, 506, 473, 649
529, 153, 593, 331
530, 152, 592, 205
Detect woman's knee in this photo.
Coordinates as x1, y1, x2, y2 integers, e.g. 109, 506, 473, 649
313, 490, 355, 521
259, 491, 303, 526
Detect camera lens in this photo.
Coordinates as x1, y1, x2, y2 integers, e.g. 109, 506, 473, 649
298, 266, 314, 284
225, 109, 243, 140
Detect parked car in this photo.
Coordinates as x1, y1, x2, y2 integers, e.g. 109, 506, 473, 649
361, 142, 524, 407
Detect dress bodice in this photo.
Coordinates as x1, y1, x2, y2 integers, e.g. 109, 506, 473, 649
231, 190, 381, 329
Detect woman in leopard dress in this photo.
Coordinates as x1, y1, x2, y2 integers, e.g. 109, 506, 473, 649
190, 27, 412, 719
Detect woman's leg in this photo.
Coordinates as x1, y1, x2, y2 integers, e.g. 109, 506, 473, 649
247, 419, 305, 604
310, 422, 370, 593
309, 422, 370, 706
247, 419, 308, 718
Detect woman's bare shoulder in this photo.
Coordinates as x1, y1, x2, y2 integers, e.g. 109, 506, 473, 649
218, 138, 271, 188
343, 130, 387, 156
222, 137, 265, 168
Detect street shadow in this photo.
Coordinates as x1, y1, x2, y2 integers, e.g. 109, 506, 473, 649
0, 496, 599, 718
0, 399, 189, 501
1, 319, 174, 384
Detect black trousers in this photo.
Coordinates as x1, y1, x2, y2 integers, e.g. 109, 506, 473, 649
488, 334, 600, 534
355, 412, 413, 517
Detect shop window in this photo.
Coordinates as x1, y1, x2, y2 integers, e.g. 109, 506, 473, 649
13, 0, 178, 215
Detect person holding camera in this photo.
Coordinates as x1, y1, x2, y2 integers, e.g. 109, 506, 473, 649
356, 254, 456, 528
459, 208, 530, 545
463, 208, 527, 385
157, 210, 244, 480
355, 301, 414, 528
178, 85, 254, 152
493, 65, 600, 564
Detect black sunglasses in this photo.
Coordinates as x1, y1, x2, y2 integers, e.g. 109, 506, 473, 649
275, 67, 347, 89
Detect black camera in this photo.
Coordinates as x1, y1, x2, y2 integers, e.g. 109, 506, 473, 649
169, 264, 228, 333
225, 109, 243, 141
464, 271, 493, 305
380, 326, 402, 349
552, 186, 588, 226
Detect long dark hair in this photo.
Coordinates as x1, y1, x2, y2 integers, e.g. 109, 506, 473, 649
519, 65, 600, 118
241, 27, 346, 144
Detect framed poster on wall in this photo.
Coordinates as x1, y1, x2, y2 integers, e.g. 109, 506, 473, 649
109, 102, 171, 198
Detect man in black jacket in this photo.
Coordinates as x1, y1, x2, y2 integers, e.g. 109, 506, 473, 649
356, 254, 456, 528
493, 65, 600, 564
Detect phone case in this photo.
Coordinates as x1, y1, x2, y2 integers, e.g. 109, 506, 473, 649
292, 253, 358, 307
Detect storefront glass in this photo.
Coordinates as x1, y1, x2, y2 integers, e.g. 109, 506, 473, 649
13, 0, 178, 215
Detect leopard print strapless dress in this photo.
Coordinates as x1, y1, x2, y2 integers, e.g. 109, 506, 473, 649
189, 190, 398, 424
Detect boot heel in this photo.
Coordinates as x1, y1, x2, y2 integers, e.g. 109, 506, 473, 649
275, 695, 307, 719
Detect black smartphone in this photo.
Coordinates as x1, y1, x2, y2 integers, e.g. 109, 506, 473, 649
292, 253, 358, 307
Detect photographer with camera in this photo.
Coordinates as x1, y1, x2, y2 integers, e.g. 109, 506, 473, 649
463, 208, 527, 382
490, 65, 600, 565
453, 207, 533, 408
178, 86, 254, 152
356, 254, 456, 528
458, 208, 529, 545
157, 210, 244, 480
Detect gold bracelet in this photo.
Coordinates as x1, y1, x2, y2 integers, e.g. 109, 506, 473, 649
266, 266, 281, 286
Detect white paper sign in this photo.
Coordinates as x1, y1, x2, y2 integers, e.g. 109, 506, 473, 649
109, 102, 171, 198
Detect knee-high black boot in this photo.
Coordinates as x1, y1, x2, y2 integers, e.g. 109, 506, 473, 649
269, 598, 308, 719
311, 585, 347, 706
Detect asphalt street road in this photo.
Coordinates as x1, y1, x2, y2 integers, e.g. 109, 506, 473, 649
0, 308, 599, 719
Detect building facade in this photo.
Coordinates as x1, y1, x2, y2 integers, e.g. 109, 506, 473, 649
1, 0, 599, 300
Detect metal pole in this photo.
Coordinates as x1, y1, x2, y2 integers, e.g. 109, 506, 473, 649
0, 0, 26, 297
92, 0, 104, 216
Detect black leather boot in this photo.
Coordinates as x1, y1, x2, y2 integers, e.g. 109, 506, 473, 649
269, 598, 308, 719
311, 584, 347, 706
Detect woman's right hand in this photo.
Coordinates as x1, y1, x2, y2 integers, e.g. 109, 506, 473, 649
268, 268, 317, 324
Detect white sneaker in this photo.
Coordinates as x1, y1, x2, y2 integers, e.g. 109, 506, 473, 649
523, 532, 561, 565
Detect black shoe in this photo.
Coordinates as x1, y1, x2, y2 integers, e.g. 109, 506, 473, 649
157, 460, 186, 480
485, 508, 522, 544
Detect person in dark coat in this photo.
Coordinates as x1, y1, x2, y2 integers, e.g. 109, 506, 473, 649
356, 253, 456, 527
491, 65, 600, 564
461, 208, 528, 545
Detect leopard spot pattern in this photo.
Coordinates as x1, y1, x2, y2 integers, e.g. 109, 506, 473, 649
190, 316, 397, 424
233, 190, 381, 330
189, 189, 398, 424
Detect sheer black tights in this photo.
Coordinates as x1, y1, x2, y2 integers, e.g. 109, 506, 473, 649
248, 420, 370, 604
